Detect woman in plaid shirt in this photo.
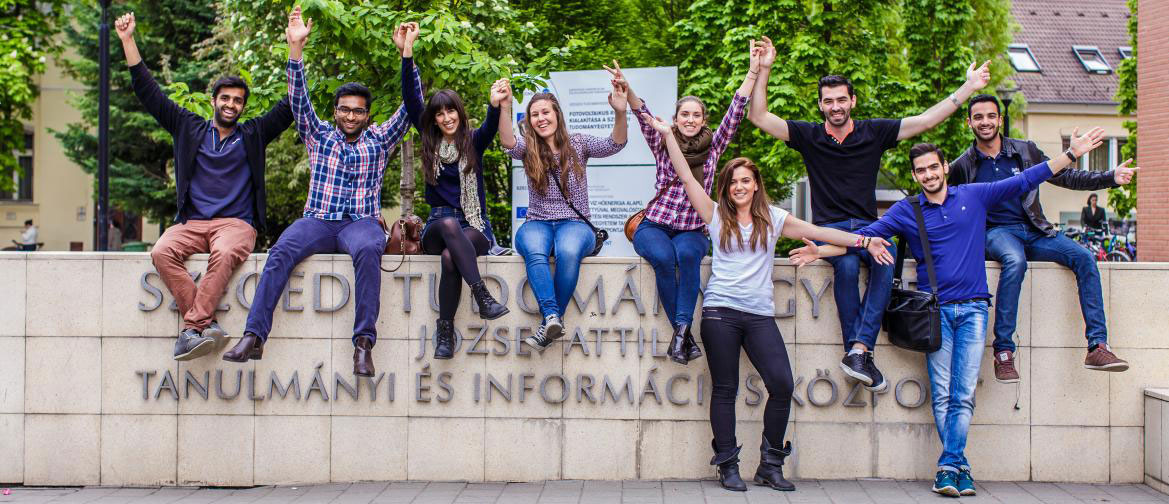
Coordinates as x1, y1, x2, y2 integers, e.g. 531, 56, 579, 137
605, 43, 761, 365
498, 82, 628, 350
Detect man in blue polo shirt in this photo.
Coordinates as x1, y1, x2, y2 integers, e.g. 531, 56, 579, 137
789, 128, 1120, 497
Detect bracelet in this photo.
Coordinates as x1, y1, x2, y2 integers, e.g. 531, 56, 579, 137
1065, 149, 1078, 163
948, 94, 961, 108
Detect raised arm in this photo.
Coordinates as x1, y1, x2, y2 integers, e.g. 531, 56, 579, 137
116, 12, 194, 135
497, 82, 519, 152
394, 22, 425, 130
747, 36, 791, 142
607, 79, 628, 145
114, 13, 142, 66
898, 60, 990, 140
473, 78, 509, 152
706, 43, 760, 167
285, 6, 324, 143
644, 114, 715, 223
606, 61, 662, 154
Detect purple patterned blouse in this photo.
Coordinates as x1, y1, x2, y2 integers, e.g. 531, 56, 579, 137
505, 133, 625, 221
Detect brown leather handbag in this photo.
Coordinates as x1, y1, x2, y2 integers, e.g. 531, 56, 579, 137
378, 214, 424, 272
623, 190, 664, 241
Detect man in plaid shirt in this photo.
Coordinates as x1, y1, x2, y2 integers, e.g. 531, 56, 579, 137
225, 6, 414, 377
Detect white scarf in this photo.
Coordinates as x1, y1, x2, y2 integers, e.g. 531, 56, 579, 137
438, 141, 486, 233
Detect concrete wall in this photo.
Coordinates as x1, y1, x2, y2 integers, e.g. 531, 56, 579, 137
1, 253, 1165, 486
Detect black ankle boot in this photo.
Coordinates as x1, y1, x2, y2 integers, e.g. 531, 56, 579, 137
434, 319, 455, 359
667, 323, 689, 365
710, 441, 747, 492
754, 437, 795, 491
470, 281, 509, 320
683, 326, 703, 362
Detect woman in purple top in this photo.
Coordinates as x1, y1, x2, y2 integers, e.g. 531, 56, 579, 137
605, 44, 760, 365
395, 23, 509, 360
498, 82, 628, 350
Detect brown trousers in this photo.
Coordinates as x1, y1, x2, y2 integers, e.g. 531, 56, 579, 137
150, 218, 256, 330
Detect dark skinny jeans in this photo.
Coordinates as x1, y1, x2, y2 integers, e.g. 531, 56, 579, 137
701, 306, 794, 454
421, 207, 489, 321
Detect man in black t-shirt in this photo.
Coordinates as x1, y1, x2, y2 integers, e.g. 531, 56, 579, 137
748, 36, 990, 392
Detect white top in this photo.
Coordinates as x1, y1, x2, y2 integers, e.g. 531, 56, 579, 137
702, 205, 788, 316
20, 226, 37, 245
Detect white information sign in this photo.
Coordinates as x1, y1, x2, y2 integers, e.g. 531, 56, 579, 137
509, 67, 678, 256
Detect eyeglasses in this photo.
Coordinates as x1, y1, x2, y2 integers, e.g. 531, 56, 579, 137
335, 106, 369, 117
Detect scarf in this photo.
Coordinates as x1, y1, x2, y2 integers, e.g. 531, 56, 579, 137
671, 125, 713, 184
436, 141, 486, 233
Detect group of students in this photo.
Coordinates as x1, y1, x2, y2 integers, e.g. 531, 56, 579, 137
114, 8, 1138, 498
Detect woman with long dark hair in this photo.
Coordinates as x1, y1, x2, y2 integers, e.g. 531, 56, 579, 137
397, 23, 508, 359
605, 43, 758, 365
498, 82, 628, 350
643, 115, 892, 492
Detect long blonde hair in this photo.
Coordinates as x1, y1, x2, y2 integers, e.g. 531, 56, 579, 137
716, 157, 773, 253
521, 93, 582, 195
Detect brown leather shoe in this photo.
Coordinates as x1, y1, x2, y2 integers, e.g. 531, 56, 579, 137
222, 332, 264, 362
353, 335, 375, 377
1085, 344, 1129, 372
993, 350, 1020, 383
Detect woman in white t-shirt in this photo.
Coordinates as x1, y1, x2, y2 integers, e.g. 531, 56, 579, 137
644, 115, 893, 493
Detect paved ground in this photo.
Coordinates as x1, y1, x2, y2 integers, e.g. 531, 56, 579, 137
0, 480, 1166, 503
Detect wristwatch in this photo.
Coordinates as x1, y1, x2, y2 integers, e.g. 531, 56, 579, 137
1064, 149, 1078, 163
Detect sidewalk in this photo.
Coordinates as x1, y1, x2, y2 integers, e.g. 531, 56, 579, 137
1, 480, 1168, 503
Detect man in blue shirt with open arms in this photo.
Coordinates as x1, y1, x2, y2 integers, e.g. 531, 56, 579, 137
790, 126, 1129, 498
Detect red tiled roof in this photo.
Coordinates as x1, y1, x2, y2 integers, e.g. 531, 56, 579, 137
1011, 0, 1131, 105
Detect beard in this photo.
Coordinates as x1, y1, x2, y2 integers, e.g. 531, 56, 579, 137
973, 125, 998, 142
214, 106, 240, 128
823, 108, 851, 127
920, 179, 946, 194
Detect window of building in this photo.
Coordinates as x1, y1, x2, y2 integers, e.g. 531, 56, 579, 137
1073, 46, 1112, 74
1008, 44, 1041, 72
1062, 135, 1128, 172
4, 132, 33, 201
1118, 46, 1133, 59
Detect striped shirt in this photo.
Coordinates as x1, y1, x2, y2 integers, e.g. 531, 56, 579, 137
287, 58, 414, 220
637, 93, 749, 230
505, 134, 625, 221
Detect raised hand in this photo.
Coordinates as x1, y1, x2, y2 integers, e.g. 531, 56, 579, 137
758, 36, 776, 68
965, 60, 991, 91
608, 78, 628, 113
490, 78, 511, 107
1069, 126, 1106, 158
115, 12, 135, 40
865, 237, 894, 265
603, 59, 627, 88
748, 39, 762, 76
392, 23, 407, 51
1113, 158, 1139, 185
286, 6, 312, 46
404, 22, 420, 47
789, 238, 821, 267
642, 113, 671, 135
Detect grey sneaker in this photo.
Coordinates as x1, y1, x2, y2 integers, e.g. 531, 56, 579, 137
202, 320, 230, 350
525, 314, 564, 351
174, 328, 216, 361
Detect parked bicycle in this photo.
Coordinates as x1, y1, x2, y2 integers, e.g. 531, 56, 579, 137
1064, 225, 1135, 262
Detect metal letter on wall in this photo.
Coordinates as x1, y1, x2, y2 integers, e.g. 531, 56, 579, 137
313, 272, 351, 312
235, 271, 258, 309
282, 271, 305, 311
138, 271, 163, 311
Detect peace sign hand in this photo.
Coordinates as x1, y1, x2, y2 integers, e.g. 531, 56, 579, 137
1113, 158, 1139, 185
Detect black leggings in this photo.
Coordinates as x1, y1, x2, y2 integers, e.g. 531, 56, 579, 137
422, 216, 490, 320
700, 306, 794, 454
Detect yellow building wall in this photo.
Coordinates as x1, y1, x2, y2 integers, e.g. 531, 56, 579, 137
1017, 107, 1131, 229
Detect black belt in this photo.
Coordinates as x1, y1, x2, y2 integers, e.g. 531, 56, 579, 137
943, 297, 989, 305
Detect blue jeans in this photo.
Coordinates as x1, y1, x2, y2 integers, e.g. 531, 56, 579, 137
819, 219, 895, 351
245, 217, 386, 345
515, 219, 595, 318
928, 300, 989, 472
985, 224, 1107, 352
632, 220, 709, 327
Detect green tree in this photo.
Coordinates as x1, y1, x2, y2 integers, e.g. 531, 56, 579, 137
0, 0, 65, 193
53, 0, 217, 225
1109, 0, 1137, 220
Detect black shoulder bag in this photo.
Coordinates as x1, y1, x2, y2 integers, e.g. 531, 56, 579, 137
548, 168, 607, 257
883, 198, 942, 353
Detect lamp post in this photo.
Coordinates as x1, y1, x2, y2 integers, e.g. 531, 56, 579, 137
97, 0, 111, 251
997, 85, 1020, 139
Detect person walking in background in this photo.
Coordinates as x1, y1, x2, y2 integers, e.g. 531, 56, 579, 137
498, 79, 628, 351
645, 113, 893, 493
792, 129, 1118, 497
605, 42, 757, 365
1082, 193, 1108, 232
115, 12, 292, 361
949, 95, 1135, 383
223, 7, 406, 377
748, 35, 992, 393
397, 22, 509, 359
